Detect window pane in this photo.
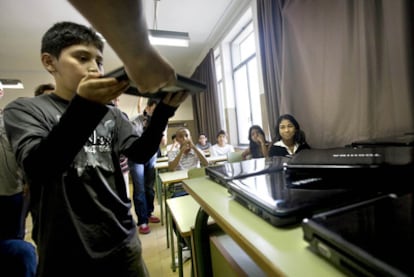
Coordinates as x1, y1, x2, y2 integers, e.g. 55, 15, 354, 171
233, 66, 252, 144
240, 32, 255, 61
247, 58, 262, 126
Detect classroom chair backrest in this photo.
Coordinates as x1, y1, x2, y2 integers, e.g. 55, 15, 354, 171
187, 167, 206, 179
227, 151, 243, 163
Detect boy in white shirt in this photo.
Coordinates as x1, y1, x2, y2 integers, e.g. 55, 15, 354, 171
210, 130, 235, 156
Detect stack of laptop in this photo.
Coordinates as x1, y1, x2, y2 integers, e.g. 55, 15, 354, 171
292, 146, 414, 276
206, 146, 414, 274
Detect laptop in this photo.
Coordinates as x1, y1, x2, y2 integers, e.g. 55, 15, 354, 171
205, 156, 290, 187
226, 170, 384, 227
302, 192, 413, 276
351, 134, 414, 147
104, 67, 207, 98
284, 146, 414, 190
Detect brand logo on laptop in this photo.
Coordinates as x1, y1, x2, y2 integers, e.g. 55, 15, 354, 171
332, 153, 381, 158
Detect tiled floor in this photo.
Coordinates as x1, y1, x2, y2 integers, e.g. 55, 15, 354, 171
25, 189, 191, 276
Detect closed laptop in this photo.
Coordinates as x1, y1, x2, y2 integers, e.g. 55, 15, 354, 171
302, 193, 413, 276
205, 156, 289, 187
284, 147, 414, 190
351, 134, 414, 147
226, 171, 383, 227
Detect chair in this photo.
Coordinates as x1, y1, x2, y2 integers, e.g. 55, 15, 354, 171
167, 168, 206, 277
171, 167, 205, 198
226, 151, 243, 163
187, 167, 206, 179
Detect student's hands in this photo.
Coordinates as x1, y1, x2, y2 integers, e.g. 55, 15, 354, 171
77, 72, 130, 105
256, 134, 266, 144
162, 91, 189, 108
180, 138, 196, 153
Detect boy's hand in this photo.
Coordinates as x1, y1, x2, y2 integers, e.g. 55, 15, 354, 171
162, 91, 189, 108
77, 72, 130, 105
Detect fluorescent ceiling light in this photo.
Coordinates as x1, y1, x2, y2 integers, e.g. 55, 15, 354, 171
148, 29, 190, 47
0, 79, 24, 89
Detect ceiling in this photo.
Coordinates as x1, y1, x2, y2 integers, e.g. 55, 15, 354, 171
0, 0, 249, 109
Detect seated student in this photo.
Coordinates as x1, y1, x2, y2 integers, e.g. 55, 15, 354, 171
166, 134, 180, 153
268, 114, 310, 157
167, 127, 208, 263
195, 132, 211, 155
210, 130, 235, 157
168, 127, 209, 171
242, 125, 270, 160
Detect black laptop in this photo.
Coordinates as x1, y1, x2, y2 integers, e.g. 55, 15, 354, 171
226, 170, 384, 227
302, 192, 413, 277
351, 134, 414, 147
284, 147, 414, 191
205, 156, 290, 187
104, 67, 207, 98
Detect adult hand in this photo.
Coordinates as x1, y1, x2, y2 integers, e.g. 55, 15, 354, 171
125, 48, 177, 93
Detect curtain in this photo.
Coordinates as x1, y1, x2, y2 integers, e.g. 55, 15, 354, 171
191, 49, 221, 142
256, 0, 414, 148
257, 0, 286, 140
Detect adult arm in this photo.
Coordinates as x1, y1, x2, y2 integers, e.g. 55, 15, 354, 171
68, 0, 176, 93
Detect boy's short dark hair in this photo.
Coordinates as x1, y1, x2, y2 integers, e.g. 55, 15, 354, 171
34, 83, 55, 96
217, 130, 226, 137
147, 98, 159, 107
41, 21, 104, 58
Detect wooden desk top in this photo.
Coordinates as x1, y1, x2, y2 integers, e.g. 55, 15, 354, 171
158, 169, 189, 185
155, 161, 168, 170
207, 155, 227, 164
156, 156, 169, 162
166, 195, 201, 237
156, 155, 227, 170
183, 177, 345, 277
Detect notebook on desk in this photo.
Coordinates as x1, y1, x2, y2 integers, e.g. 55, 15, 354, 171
205, 156, 290, 187
302, 192, 414, 277
284, 146, 414, 190
226, 171, 383, 227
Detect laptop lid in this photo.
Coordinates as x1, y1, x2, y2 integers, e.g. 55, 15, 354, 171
302, 193, 413, 276
351, 134, 414, 147
205, 156, 289, 187
104, 67, 207, 98
227, 171, 383, 227
284, 147, 414, 190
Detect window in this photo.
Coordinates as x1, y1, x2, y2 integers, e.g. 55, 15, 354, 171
214, 7, 263, 146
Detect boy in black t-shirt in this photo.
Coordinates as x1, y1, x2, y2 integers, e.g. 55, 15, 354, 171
3, 21, 188, 276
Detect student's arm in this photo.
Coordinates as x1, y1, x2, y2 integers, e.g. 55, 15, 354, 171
192, 144, 209, 167
242, 148, 250, 160
256, 134, 269, 158
4, 96, 108, 182
168, 149, 184, 171
68, 0, 176, 93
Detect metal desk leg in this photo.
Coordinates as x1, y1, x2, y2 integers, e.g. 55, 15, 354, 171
168, 205, 176, 272
155, 169, 164, 226
193, 207, 212, 277
165, 184, 169, 248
